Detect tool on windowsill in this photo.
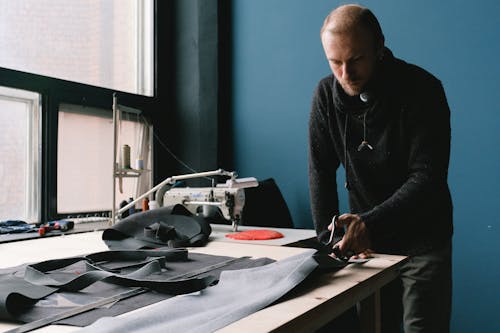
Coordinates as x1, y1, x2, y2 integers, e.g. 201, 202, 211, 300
38, 220, 74, 236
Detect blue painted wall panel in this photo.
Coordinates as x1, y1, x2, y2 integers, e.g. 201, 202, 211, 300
232, 1, 500, 331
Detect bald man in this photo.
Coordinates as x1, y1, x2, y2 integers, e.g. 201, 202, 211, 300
309, 4, 452, 333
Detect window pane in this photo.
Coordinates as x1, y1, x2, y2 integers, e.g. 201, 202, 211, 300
57, 104, 151, 214
0, 87, 41, 222
0, 0, 154, 96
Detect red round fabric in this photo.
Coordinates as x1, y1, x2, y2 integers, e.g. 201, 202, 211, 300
225, 229, 284, 240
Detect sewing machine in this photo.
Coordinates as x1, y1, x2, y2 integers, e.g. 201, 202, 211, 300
116, 169, 258, 231
160, 176, 258, 231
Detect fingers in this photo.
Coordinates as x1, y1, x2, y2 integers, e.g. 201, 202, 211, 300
338, 232, 350, 253
358, 250, 374, 259
337, 214, 357, 252
331, 239, 373, 261
335, 238, 344, 250
350, 249, 373, 260
336, 213, 357, 227
336, 214, 371, 255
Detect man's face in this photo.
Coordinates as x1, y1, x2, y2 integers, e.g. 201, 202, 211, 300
321, 27, 381, 96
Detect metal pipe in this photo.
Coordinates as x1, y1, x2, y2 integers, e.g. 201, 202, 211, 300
184, 201, 222, 206
111, 93, 118, 225
116, 169, 235, 217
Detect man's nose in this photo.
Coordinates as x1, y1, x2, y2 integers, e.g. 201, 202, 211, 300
342, 63, 354, 80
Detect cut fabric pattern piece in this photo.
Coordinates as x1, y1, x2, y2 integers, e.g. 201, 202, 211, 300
0, 249, 273, 328
103, 205, 212, 249
225, 229, 284, 240
76, 249, 318, 333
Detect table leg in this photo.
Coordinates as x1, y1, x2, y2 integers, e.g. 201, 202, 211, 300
358, 290, 381, 333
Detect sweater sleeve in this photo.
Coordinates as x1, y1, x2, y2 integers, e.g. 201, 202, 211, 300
308, 82, 341, 243
359, 77, 451, 241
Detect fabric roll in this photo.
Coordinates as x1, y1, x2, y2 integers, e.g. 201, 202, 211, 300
77, 249, 318, 333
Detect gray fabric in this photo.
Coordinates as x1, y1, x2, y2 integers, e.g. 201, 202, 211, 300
77, 249, 318, 333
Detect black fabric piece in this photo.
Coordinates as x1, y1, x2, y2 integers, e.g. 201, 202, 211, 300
144, 222, 176, 242
24, 258, 209, 295
0, 249, 213, 322
312, 253, 349, 271
103, 204, 212, 250
285, 237, 349, 271
241, 178, 294, 228
0, 275, 57, 319
56, 255, 274, 327
0, 250, 274, 327
22, 249, 214, 294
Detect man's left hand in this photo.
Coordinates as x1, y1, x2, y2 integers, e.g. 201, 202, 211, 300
336, 213, 372, 255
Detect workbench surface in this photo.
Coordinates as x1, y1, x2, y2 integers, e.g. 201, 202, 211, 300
0, 229, 406, 333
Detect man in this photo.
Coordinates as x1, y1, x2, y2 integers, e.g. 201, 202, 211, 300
309, 4, 453, 333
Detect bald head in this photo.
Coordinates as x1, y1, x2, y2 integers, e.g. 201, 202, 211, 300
321, 4, 384, 47
320, 5, 385, 96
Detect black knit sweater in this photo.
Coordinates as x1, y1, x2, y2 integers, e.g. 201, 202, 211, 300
308, 48, 453, 255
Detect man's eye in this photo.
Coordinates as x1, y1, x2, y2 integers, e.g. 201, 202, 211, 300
352, 56, 364, 63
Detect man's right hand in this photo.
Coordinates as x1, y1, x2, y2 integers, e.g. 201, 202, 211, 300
334, 213, 372, 256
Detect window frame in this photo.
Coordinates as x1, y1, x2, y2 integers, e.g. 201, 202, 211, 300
55, 88, 158, 221
56, 101, 153, 216
0, 0, 225, 224
0, 86, 42, 222
0, 0, 161, 222
0, 67, 156, 222
0, 0, 159, 223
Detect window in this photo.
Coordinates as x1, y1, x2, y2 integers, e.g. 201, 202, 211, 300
0, 0, 154, 96
0, 0, 160, 223
57, 104, 152, 214
0, 86, 41, 222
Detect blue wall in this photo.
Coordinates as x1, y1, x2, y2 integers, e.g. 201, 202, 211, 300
231, 0, 500, 332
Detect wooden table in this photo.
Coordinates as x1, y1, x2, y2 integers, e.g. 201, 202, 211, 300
0, 229, 406, 333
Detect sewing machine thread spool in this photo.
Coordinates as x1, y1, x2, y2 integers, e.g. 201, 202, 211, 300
149, 200, 159, 210
121, 144, 131, 169
135, 158, 144, 170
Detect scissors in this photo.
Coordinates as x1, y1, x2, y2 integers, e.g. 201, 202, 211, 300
326, 215, 337, 246
326, 215, 353, 262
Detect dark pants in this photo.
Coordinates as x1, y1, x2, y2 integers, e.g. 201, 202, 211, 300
381, 241, 452, 333
316, 242, 452, 333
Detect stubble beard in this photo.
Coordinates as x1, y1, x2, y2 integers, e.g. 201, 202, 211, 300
340, 81, 363, 96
